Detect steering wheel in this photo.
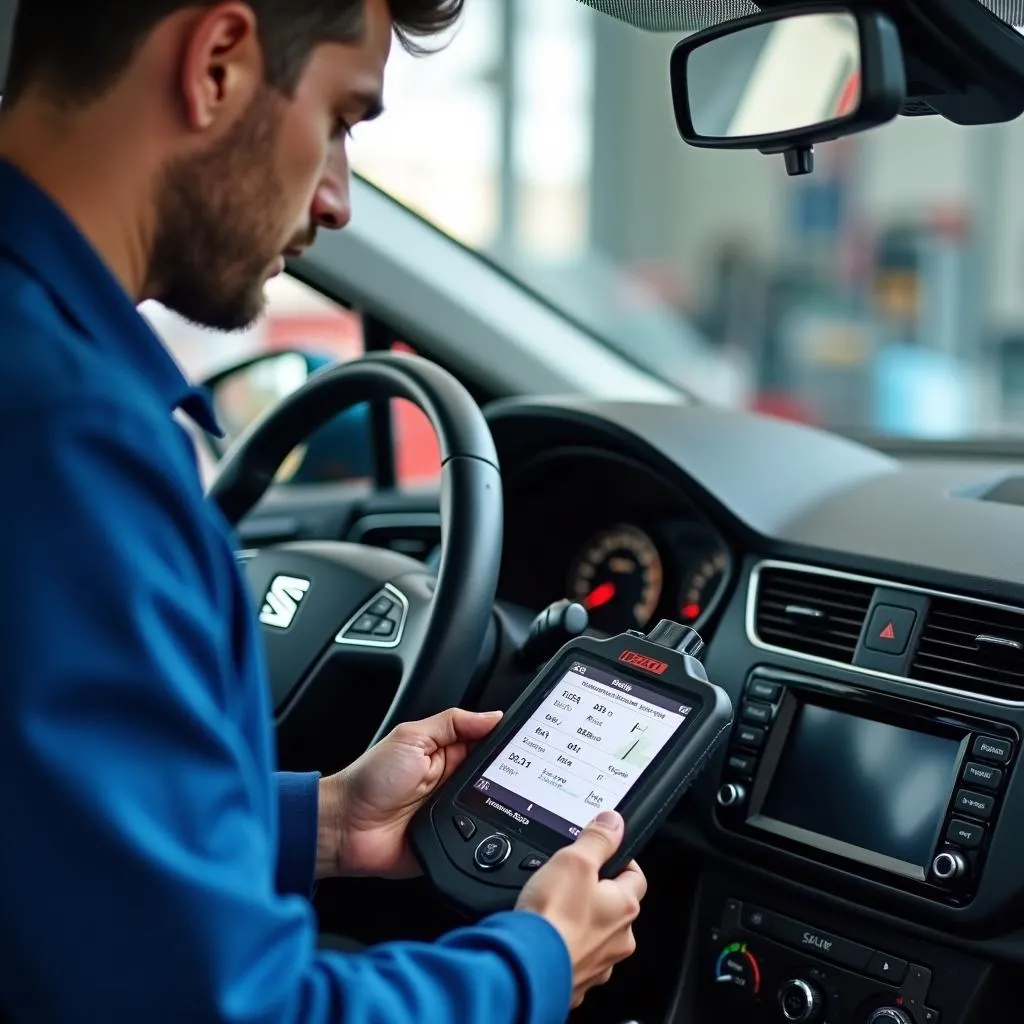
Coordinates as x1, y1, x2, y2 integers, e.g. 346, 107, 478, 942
208, 351, 503, 744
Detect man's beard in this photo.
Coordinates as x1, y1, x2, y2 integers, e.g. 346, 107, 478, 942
148, 88, 288, 332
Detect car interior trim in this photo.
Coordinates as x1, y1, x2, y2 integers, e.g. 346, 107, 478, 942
745, 558, 1024, 707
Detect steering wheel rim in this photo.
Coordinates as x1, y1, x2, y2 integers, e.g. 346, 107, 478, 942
209, 351, 503, 744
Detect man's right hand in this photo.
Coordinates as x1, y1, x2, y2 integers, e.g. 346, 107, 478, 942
515, 810, 647, 1008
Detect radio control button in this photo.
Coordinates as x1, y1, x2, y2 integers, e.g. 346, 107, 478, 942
972, 735, 1013, 765
867, 1008, 913, 1024
452, 814, 477, 841
932, 850, 968, 883
747, 679, 782, 702
716, 782, 747, 808
726, 752, 756, 778
474, 834, 512, 870
519, 853, 546, 871
864, 604, 916, 655
736, 724, 766, 749
866, 951, 908, 984
954, 789, 994, 820
778, 978, 822, 1023
962, 761, 1003, 791
741, 701, 773, 725
741, 906, 872, 970
946, 819, 984, 849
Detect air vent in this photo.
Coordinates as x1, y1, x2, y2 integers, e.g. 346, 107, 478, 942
754, 567, 875, 663
911, 599, 1024, 702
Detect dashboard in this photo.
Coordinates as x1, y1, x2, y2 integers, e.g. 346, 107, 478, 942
480, 396, 1024, 1024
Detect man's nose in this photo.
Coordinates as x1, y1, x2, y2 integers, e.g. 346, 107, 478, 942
311, 178, 351, 230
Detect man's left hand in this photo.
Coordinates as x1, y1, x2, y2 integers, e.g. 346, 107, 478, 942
316, 708, 503, 879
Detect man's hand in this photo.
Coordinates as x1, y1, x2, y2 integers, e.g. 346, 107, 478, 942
516, 811, 646, 1009
316, 708, 503, 879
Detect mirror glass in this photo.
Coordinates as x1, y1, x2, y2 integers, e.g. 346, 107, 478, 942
686, 12, 861, 139
206, 351, 375, 486
211, 351, 309, 441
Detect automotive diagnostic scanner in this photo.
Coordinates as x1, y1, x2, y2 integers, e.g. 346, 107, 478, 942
410, 620, 733, 915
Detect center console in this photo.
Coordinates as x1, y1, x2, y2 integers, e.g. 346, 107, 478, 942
713, 668, 1018, 906
677, 869, 992, 1024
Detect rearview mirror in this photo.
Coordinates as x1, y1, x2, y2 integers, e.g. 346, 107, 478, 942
670, 5, 906, 174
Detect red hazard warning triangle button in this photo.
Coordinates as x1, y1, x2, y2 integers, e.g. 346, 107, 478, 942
864, 604, 917, 656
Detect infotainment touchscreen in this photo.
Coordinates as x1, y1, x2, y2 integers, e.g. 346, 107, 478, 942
753, 702, 965, 876
457, 659, 696, 847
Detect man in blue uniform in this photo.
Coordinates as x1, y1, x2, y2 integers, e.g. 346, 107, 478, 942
0, 0, 647, 1020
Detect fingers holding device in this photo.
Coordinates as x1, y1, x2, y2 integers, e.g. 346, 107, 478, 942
517, 809, 647, 1007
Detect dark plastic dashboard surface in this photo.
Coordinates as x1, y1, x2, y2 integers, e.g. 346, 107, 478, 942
486, 397, 1024, 600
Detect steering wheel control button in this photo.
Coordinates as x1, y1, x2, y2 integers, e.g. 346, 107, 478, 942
736, 724, 765, 749
740, 701, 773, 725
519, 853, 546, 871
954, 788, 994, 820
452, 814, 477, 841
962, 761, 1003, 791
946, 819, 984, 849
747, 679, 782, 702
866, 951, 908, 984
367, 595, 395, 617
336, 586, 409, 648
972, 735, 1013, 764
864, 604, 916, 655
473, 835, 511, 871
349, 613, 379, 636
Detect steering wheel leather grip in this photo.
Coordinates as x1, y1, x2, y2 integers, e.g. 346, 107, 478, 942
208, 351, 503, 744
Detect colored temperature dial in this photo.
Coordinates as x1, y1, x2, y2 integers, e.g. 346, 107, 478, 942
715, 941, 761, 996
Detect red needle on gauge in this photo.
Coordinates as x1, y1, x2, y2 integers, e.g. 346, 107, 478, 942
583, 581, 616, 609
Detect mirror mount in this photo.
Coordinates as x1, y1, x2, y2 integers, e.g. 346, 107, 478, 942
670, 4, 907, 173
767, 145, 815, 178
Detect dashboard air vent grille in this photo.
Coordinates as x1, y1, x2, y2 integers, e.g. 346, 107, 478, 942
755, 568, 875, 663
911, 599, 1024, 702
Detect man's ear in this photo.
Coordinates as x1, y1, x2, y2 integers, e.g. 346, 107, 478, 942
177, 2, 264, 133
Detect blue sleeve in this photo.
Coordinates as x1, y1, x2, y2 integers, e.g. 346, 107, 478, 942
275, 771, 320, 896
0, 398, 573, 1024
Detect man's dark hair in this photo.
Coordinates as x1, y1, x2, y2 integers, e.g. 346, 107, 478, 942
4, 0, 462, 106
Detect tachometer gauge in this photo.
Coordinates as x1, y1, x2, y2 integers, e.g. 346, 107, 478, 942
680, 550, 728, 623
568, 525, 663, 633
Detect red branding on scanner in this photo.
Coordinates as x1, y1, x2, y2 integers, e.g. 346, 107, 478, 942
619, 650, 669, 675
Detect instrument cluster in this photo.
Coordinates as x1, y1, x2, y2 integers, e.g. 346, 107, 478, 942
498, 448, 732, 636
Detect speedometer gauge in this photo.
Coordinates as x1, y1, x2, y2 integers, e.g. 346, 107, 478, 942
680, 550, 728, 623
568, 525, 663, 633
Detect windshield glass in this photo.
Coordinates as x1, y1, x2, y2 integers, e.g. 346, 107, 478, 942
349, 0, 1024, 440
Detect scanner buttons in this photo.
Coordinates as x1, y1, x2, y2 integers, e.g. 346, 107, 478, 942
474, 834, 512, 871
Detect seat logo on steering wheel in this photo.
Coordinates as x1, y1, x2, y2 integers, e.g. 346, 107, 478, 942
259, 575, 311, 629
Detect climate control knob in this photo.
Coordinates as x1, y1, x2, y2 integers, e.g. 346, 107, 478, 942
932, 850, 967, 883
866, 1007, 913, 1024
716, 782, 747, 808
778, 978, 823, 1023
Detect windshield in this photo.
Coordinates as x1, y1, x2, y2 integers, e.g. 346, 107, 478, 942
349, 0, 1024, 440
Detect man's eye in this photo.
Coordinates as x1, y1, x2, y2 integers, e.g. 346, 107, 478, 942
331, 118, 353, 141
